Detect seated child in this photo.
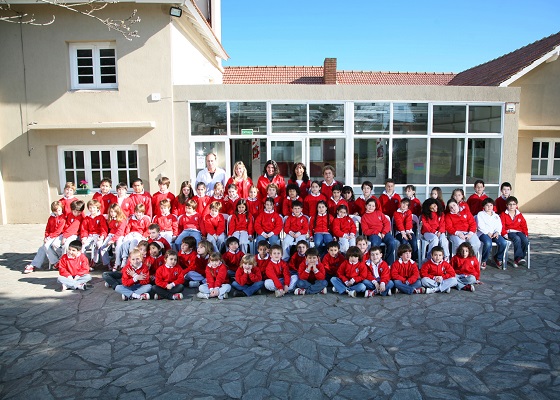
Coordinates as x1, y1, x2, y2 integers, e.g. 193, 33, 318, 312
331, 246, 368, 297
80, 199, 109, 266
446, 198, 481, 256
152, 199, 178, 245
420, 246, 458, 294
177, 236, 197, 271
232, 254, 264, 297
390, 244, 423, 295
451, 242, 479, 292
175, 199, 204, 251
332, 204, 357, 253
184, 239, 212, 287
197, 252, 231, 300
264, 244, 298, 297
103, 241, 148, 290
229, 199, 254, 254
24, 201, 65, 274
288, 240, 309, 274
405, 184, 422, 217
203, 201, 226, 252
282, 200, 309, 261
115, 248, 152, 301
476, 197, 507, 269
500, 196, 529, 267
393, 198, 419, 260
322, 241, 345, 282
364, 246, 394, 297
310, 200, 333, 258
145, 242, 164, 281
327, 183, 348, 217
152, 250, 185, 300
294, 247, 328, 295
421, 198, 449, 262
255, 240, 271, 279
361, 198, 398, 265
222, 236, 245, 281
118, 203, 150, 269
147, 223, 171, 252
48, 200, 86, 264
99, 204, 128, 271
356, 235, 370, 260
57, 239, 92, 291
255, 197, 283, 246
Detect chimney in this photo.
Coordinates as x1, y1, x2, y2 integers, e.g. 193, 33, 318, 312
323, 58, 337, 84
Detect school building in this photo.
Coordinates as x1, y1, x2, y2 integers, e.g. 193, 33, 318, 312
0, 0, 558, 224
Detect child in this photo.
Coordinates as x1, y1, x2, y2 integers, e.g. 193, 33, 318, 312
118, 203, 151, 269
431, 186, 446, 211
152, 199, 178, 245
99, 203, 128, 270
309, 200, 333, 258
500, 196, 529, 267
451, 189, 471, 215
495, 182, 512, 215
390, 244, 423, 295
115, 248, 152, 300
57, 240, 91, 290
102, 241, 148, 290
264, 183, 283, 215
264, 244, 298, 297
48, 200, 86, 264
282, 200, 309, 261
420, 198, 449, 261
476, 197, 507, 269
303, 181, 327, 218
116, 182, 134, 217
129, 178, 153, 218
152, 250, 184, 300
152, 176, 175, 217
255, 240, 271, 279
420, 246, 458, 294
405, 184, 422, 217
24, 201, 66, 273
222, 236, 245, 280
364, 246, 394, 297
175, 199, 204, 250
193, 182, 211, 217
288, 162, 310, 200
232, 254, 264, 297
342, 186, 359, 216
223, 183, 241, 216
327, 183, 348, 217
210, 182, 226, 213
322, 241, 345, 282
203, 201, 226, 252
177, 236, 197, 271
356, 235, 370, 260
197, 252, 232, 300
330, 246, 368, 297
172, 181, 194, 216
451, 242, 479, 292
467, 179, 489, 216
147, 223, 171, 252
255, 197, 283, 246
294, 247, 328, 295
93, 178, 118, 218
59, 181, 78, 215
80, 199, 109, 266
145, 241, 164, 280
282, 183, 302, 217
378, 179, 401, 219
332, 204, 357, 253
184, 239, 213, 287
288, 240, 308, 274
361, 198, 398, 265
354, 181, 379, 216
393, 198, 419, 261
446, 198, 481, 256
320, 165, 339, 200
228, 199, 254, 253
246, 185, 261, 220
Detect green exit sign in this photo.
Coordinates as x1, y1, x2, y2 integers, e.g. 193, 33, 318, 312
241, 129, 253, 135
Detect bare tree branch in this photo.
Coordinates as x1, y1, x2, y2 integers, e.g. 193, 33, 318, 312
0, 0, 55, 25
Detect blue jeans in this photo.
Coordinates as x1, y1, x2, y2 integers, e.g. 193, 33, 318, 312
479, 234, 507, 263
255, 234, 280, 247
232, 280, 264, 296
368, 233, 398, 265
174, 230, 202, 251
456, 274, 477, 290
115, 283, 152, 297
313, 233, 333, 257
507, 232, 528, 260
57, 274, 92, 289
363, 278, 394, 296
396, 232, 419, 261
296, 279, 327, 294
393, 279, 421, 295
330, 277, 366, 294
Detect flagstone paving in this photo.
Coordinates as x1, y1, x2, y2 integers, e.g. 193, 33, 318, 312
0, 214, 559, 399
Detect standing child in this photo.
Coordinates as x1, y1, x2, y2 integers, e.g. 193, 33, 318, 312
310, 200, 333, 258
495, 182, 512, 215
264, 183, 283, 215
129, 178, 153, 219
332, 205, 357, 253
193, 182, 211, 217
500, 196, 529, 268
378, 179, 401, 219
327, 183, 348, 217
361, 198, 398, 265
99, 203, 128, 270
451, 242, 479, 292
232, 254, 264, 297
342, 186, 359, 216
405, 184, 422, 217
24, 201, 66, 274
57, 240, 91, 291
172, 181, 194, 216
467, 180, 490, 216
152, 199, 178, 245
282, 200, 309, 261
59, 182, 78, 215
431, 186, 446, 211
246, 185, 261, 221
80, 199, 109, 266
476, 197, 507, 269
451, 189, 471, 215
390, 244, 424, 295
364, 246, 394, 297
330, 246, 368, 297
222, 236, 245, 280
116, 182, 134, 217
354, 181, 379, 216
446, 198, 481, 256
420, 198, 449, 262
115, 248, 152, 300
152, 176, 175, 218
93, 178, 118, 218
197, 252, 232, 300
210, 182, 226, 214
420, 246, 458, 294
264, 244, 298, 297
228, 199, 254, 253
152, 250, 185, 300
282, 183, 302, 217
203, 201, 226, 253
254, 197, 283, 246
303, 181, 327, 219
294, 248, 328, 295
175, 199, 204, 250
223, 183, 241, 215
322, 241, 346, 282
393, 198, 419, 261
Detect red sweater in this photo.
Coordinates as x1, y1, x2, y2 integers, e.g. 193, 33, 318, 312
206, 262, 229, 289
189, 254, 208, 275
421, 259, 456, 280
332, 216, 357, 238
107, 219, 128, 242
393, 209, 414, 232
451, 255, 480, 280
119, 197, 135, 217
62, 213, 83, 239
222, 250, 244, 272
155, 264, 184, 287
192, 195, 211, 217
327, 198, 348, 217
246, 197, 261, 220
390, 258, 419, 284
254, 210, 283, 236
409, 197, 422, 217
282, 196, 302, 217
322, 252, 346, 276
337, 260, 368, 283
284, 214, 309, 236
226, 177, 253, 199
129, 192, 153, 218
58, 253, 90, 277
203, 213, 226, 236
45, 213, 66, 239
445, 210, 477, 234
92, 192, 118, 216
500, 210, 528, 236
467, 193, 489, 216
228, 213, 254, 235
421, 212, 446, 235
320, 180, 339, 200
145, 255, 165, 276
152, 214, 178, 236
125, 214, 151, 237
288, 179, 310, 200
303, 193, 327, 218
234, 265, 262, 286
59, 196, 78, 216
361, 210, 390, 236
178, 213, 204, 234
298, 261, 326, 283
80, 214, 108, 238
152, 191, 176, 217
378, 193, 401, 219
222, 195, 241, 216
288, 252, 306, 273
354, 196, 380, 216
365, 259, 391, 284
256, 254, 270, 279
177, 250, 196, 270
310, 213, 333, 235
257, 175, 286, 199
495, 196, 508, 215
122, 262, 151, 286
265, 259, 291, 290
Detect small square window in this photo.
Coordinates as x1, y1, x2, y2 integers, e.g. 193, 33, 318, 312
70, 42, 117, 90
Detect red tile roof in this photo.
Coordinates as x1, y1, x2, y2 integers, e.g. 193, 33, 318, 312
223, 66, 455, 85
449, 31, 560, 86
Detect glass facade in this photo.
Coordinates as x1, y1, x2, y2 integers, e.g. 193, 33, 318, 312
190, 101, 504, 200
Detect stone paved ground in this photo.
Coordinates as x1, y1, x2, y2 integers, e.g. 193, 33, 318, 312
0, 215, 559, 399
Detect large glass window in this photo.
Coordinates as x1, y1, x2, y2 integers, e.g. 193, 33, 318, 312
194, 141, 226, 177
191, 102, 227, 135
230, 102, 267, 135
354, 138, 387, 185
271, 141, 303, 180
354, 103, 390, 134
469, 106, 501, 133
532, 139, 560, 179
392, 138, 427, 184
310, 138, 346, 182
466, 138, 501, 184
429, 138, 465, 184
433, 105, 466, 133
393, 103, 428, 135
271, 104, 307, 133
309, 104, 344, 133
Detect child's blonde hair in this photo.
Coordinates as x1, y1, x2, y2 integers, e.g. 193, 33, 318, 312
129, 248, 142, 259
240, 254, 256, 267
108, 203, 126, 222
50, 200, 62, 212
87, 199, 102, 209
64, 182, 76, 191
209, 252, 223, 262
198, 240, 213, 256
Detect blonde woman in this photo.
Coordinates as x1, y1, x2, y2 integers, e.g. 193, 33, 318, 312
226, 161, 253, 199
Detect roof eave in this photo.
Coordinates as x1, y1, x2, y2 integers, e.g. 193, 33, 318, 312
499, 46, 560, 87
181, 0, 229, 60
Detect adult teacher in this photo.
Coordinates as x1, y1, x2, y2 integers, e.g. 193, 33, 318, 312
257, 159, 286, 200
195, 152, 226, 196
226, 161, 253, 199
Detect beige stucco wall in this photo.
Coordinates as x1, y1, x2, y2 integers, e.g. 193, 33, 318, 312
510, 59, 560, 212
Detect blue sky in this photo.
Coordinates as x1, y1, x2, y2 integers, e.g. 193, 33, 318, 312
222, 0, 560, 73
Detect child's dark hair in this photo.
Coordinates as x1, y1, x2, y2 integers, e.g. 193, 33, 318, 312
137, 240, 149, 250
197, 240, 213, 255
116, 182, 128, 191
456, 242, 475, 257
148, 223, 161, 232
270, 244, 282, 253
361, 181, 373, 190
385, 178, 395, 185
336, 204, 348, 213
286, 183, 301, 196
196, 181, 206, 190
500, 182, 512, 190
345, 246, 362, 261
369, 245, 383, 254
313, 200, 330, 233
474, 179, 485, 187
148, 241, 162, 254
71, 200, 85, 212
481, 197, 495, 207
68, 239, 82, 251
400, 197, 410, 206
397, 243, 412, 257
506, 196, 518, 205
342, 186, 355, 201
422, 198, 443, 218
431, 245, 444, 256
326, 241, 340, 250
296, 239, 308, 248
365, 197, 377, 205
451, 188, 465, 201
332, 183, 344, 193
177, 181, 193, 204
305, 247, 319, 258
405, 184, 416, 193
290, 162, 310, 182
182, 236, 197, 249
291, 200, 303, 209
257, 240, 270, 250
165, 249, 178, 259
226, 236, 240, 247
209, 251, 222, 262
356, 235, 368, 244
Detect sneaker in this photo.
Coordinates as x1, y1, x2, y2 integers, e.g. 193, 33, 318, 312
414, 287, 426, 294
386, 288, 392, 296
347, 290, 356, 298
218, 292, 228, 300
480, 262, 486, 270
275, 290, 283, 298
294, 288, 305, 295
514, 258, 521, 268
77, 283, 86, 291
320, 287, 328, 295
104, 282, 111, 289
493, 257, 503, 267
444, 287, 451, 293
153, 294, 160, 300
364, 290, 375, 298
188, 281, 201, 288
23, 265, 34, 274
464, 284, 475, 292
172, 293, 183, 300
61, 284, 68, 291
197, 292, 209, 299
393, 288, 400, 295
231, 289, 242, 298
121, 294, 130, 301
139, 293, 150, 300
518, 258, 527, 265
425, 288, 437, 294
255, 289, 262, 296
331, 286, 338, 293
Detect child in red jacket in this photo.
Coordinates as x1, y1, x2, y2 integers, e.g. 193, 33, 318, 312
264, 245, 297, 297
152, 198, 178, 245
391, 244, 423, 295
282, 200, 309, 261
177, 236, 197, 272
255, 197, 283, 246
197, 252, 231, 300
203, 201, 226, 253
80, 199, 109, 265
152, 250, 184, 300
294, 248, 328, 295
229, 199, 254, 253
331, 246, 368, 297
500, 196, 529, 267
332, 204, 357, 253
288, 240, 308, 274
421, 198, 449, 262
420, 246, 457, 294
222, 236, 245, 280
145, 242, 164, 281
310, 200, 334, 258
184, 240, 212, 288
48, 200, 86, 265
57, 240, 91, 290
393, 198, 419, 261
446, 198, 481, 256
232, 254, 264, 297
361, 198, 398, 265
364, 246, 394, 297
451, 242, 479, 292
322, 241, 345, 282
115, 248, 152, 300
